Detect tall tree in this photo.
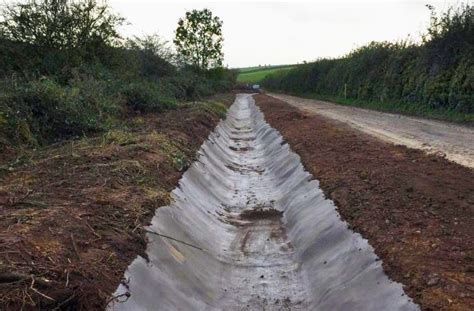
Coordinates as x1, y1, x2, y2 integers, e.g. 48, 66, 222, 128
174, 9, 223, 70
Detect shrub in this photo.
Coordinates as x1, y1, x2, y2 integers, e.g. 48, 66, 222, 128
0, 76, 120, 145
121, 81, 177, 113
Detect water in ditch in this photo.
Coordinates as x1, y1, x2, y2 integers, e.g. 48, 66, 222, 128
108, 94, 418, 310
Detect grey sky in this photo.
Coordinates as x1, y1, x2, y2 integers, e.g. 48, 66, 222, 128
5, 0, 462, 68
109, 0, 462, 68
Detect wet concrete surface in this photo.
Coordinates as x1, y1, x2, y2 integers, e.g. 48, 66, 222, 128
108, 94, 418, 310
269, 93, 474, 169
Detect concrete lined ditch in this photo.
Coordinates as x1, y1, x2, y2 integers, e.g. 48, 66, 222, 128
108, 94, 418, 310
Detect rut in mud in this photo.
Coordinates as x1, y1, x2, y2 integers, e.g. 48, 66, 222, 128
108, 94, 418, 310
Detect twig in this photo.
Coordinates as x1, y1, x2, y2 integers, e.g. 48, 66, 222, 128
85, 220, 101, 238
105, 292, 130, 305
65, 270, 69, 288
0, 272, 50, 288
52, 293, 75, 310
11, 189, 33, 206
30, 277, 55, 302
70, 233, 81, 260
143, 229, 204, 251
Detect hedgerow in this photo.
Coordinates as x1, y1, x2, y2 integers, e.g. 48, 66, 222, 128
262, 4, 473, 120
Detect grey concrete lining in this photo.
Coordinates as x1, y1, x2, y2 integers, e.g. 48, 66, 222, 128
108, 94, 419, 310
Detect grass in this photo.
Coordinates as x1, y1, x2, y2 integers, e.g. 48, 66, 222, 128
238, 64, 294, 73
237, 66, 295, 83
294, 93, 474, 124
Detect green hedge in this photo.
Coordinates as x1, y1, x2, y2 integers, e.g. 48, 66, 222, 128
263, 5, 474, 117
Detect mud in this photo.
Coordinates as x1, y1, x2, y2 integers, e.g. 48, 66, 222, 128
269, 93, 474, 169
256, 94, 474, 310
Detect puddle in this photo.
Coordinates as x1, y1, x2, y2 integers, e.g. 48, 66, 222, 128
108, 94, 418, 310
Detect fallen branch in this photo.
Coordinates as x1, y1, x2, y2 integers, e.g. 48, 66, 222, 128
142, 229, 204, 251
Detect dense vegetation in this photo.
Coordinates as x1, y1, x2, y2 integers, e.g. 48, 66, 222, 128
0, 0, 235, 150
262, 4, 473, 122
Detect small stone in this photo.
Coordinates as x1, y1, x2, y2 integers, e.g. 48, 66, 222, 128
426, 274, 440, 286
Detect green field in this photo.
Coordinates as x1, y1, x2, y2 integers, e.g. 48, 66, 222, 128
236, 66, 295, 83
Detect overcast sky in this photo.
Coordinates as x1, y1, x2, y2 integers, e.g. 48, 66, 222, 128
11, 0, 465, 68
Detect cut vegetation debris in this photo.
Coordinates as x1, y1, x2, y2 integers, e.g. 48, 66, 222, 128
0, 94, 234, 309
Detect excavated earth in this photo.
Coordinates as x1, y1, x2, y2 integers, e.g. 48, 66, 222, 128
109, 94, 418, 310
255, 94, 474, 311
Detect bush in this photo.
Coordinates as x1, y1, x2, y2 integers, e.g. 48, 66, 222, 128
0, 76, 121, 145
121, 81, 177, 113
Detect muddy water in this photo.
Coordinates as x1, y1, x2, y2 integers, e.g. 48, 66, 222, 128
269, 93, 474, 169
108, 94, 418, 310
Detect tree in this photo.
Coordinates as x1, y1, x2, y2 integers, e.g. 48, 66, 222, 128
126, 33, 173, 62
0, 0, 124, 50
174, 9, 223, 70
125, 33, 175, 78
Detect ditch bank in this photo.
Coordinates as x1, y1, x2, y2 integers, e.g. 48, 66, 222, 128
0, 94, 233, 310
108, 94, 418, 310
255, 94, 474, 310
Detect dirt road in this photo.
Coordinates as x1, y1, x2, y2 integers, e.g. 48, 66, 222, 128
268, 93, 474, 169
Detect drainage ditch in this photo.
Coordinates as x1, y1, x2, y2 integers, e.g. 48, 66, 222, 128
108, 94, 418, 310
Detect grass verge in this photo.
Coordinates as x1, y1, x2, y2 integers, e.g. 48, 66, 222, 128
291, 93, 474, 125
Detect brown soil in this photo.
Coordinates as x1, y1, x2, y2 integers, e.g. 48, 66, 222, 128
0, 94, 234, 310
254, 94, 474, 311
